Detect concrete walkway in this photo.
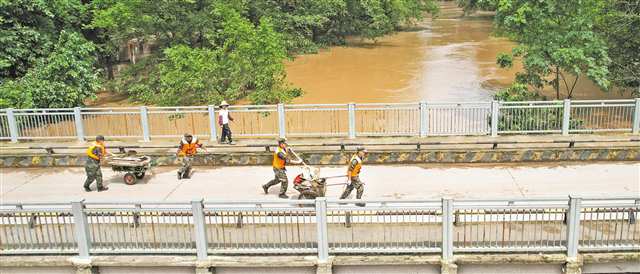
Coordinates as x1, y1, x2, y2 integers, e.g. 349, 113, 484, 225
1, 162, 638, 203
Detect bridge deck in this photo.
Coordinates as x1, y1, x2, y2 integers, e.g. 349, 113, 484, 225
1, 162, 637, 203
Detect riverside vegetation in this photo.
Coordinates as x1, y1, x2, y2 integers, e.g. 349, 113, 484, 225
0, 0, 637, 109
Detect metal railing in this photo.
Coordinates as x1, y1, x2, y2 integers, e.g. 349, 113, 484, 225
1, 99, 639, 142
1, 197, 638, 261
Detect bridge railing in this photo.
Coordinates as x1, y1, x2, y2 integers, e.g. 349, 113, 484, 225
1, 197, 638, 261
1, 99, 639, 142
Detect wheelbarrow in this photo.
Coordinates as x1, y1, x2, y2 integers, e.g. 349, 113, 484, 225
106, 152, 152, 185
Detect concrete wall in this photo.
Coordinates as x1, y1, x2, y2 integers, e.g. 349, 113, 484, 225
458, 264, 562, 274
1, 147, 638, 168
583, 262, 640, 273
215, 267, 315, 274
2, 253, 640, 274
2, 264, 637, 274
100, 267, 195, 274
0, 267, 75, 274
333, 265, 440, 274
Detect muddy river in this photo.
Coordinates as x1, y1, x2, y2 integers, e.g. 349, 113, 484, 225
286, 2, 628, 104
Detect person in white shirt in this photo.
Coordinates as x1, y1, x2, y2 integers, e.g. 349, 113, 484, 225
218, 101, 235, 144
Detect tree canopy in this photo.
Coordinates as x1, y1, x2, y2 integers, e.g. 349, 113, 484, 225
0, 0, 101, 108
1, 0, 438, 108
458, 0, 639, 100
1, 0, 637, 108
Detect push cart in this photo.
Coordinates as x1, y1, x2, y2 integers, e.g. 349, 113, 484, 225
107, 153, 152, 185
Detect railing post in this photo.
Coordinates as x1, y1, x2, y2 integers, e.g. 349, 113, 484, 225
490, 101, 499, 137
562, 99, 571, 136
139, 106, 150, 142
315, 197, 329, 262
441, 198, 454, 261
441, 198, 457, 273
191, 200, 208, 260
71, 201, 91, 259
419, 101, 428, 137
277, 103, 286, 139
566, 196, 582, 259
73, 107, 85, 142
632, 98, 640, 134
6, 108, 19, 143
208, 105, 218, 142
348, 103, 356, 139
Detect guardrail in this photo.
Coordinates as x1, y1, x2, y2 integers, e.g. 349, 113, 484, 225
1, 99, 639, 142
1, 197, 638, 262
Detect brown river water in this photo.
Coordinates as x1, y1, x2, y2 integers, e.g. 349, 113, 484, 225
286, 2, 629, 104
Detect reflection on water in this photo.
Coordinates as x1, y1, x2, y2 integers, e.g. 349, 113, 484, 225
286, 2, 629, 104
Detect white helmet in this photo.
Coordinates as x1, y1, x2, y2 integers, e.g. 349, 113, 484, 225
302, 167, 312, 181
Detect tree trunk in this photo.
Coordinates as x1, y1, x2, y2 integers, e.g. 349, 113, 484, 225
567, 75, 579, 99
106, 62, 114, 80
555, 66, 560, 100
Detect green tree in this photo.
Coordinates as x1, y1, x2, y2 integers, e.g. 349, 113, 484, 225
1, 31, 100, 108
340, 0, 438, 40
596, 0, 640, 96
245, 0, 348, 53
494, 0, 610, 100
98, 2, 300, 106
0, 0, 90, 80
456, 0, 497, 15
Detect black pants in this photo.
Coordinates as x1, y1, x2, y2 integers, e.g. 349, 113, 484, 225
221, 124, 232, 143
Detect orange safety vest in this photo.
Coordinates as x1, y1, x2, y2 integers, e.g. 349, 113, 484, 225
347, 154, 362, 178
272, 146, 287, 169
179, 137, 200, 156
86, 142, 106, 161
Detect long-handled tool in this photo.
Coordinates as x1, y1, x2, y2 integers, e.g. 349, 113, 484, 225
320, 175, 348, 180
325, 182, 348, 187
288, 148, 309, 167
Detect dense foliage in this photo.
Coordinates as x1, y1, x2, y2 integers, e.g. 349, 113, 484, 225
494, 0, 611, 100
1, 31, 100, 108
456, 0, 496, 15
458, 0, 639, 100
596, 1, 640, 96
0, 0, 437, 108
2, 0, 637, 109
0, 0, 101, 108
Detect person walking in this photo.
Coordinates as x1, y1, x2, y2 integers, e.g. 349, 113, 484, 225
177, 133, 205, 179
262, 138, 302, 198
83, 135, 111, 192
218, 101, 235, 144
339, 147, 368, 206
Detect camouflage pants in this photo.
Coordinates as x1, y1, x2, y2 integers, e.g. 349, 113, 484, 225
295, 184, 319, 199
83, 159, 103, 189
265, 168, 288, 194
178, 156, 193, 175
340, 176, 364, 199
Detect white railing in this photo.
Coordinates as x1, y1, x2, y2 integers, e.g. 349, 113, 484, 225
1, 197, 638, 262
1, 99, 639, 142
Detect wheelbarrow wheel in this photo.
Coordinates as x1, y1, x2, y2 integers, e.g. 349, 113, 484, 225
124, 172, 137, 185
134, 171, 145, 179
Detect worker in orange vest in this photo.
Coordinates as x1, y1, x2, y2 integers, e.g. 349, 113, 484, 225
339, 146, 368, 206
176, 133, 206, 179
83, 135, 113, 192
262, 138, 302, 198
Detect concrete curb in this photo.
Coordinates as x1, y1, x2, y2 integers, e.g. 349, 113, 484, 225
1, 147, 638, 167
